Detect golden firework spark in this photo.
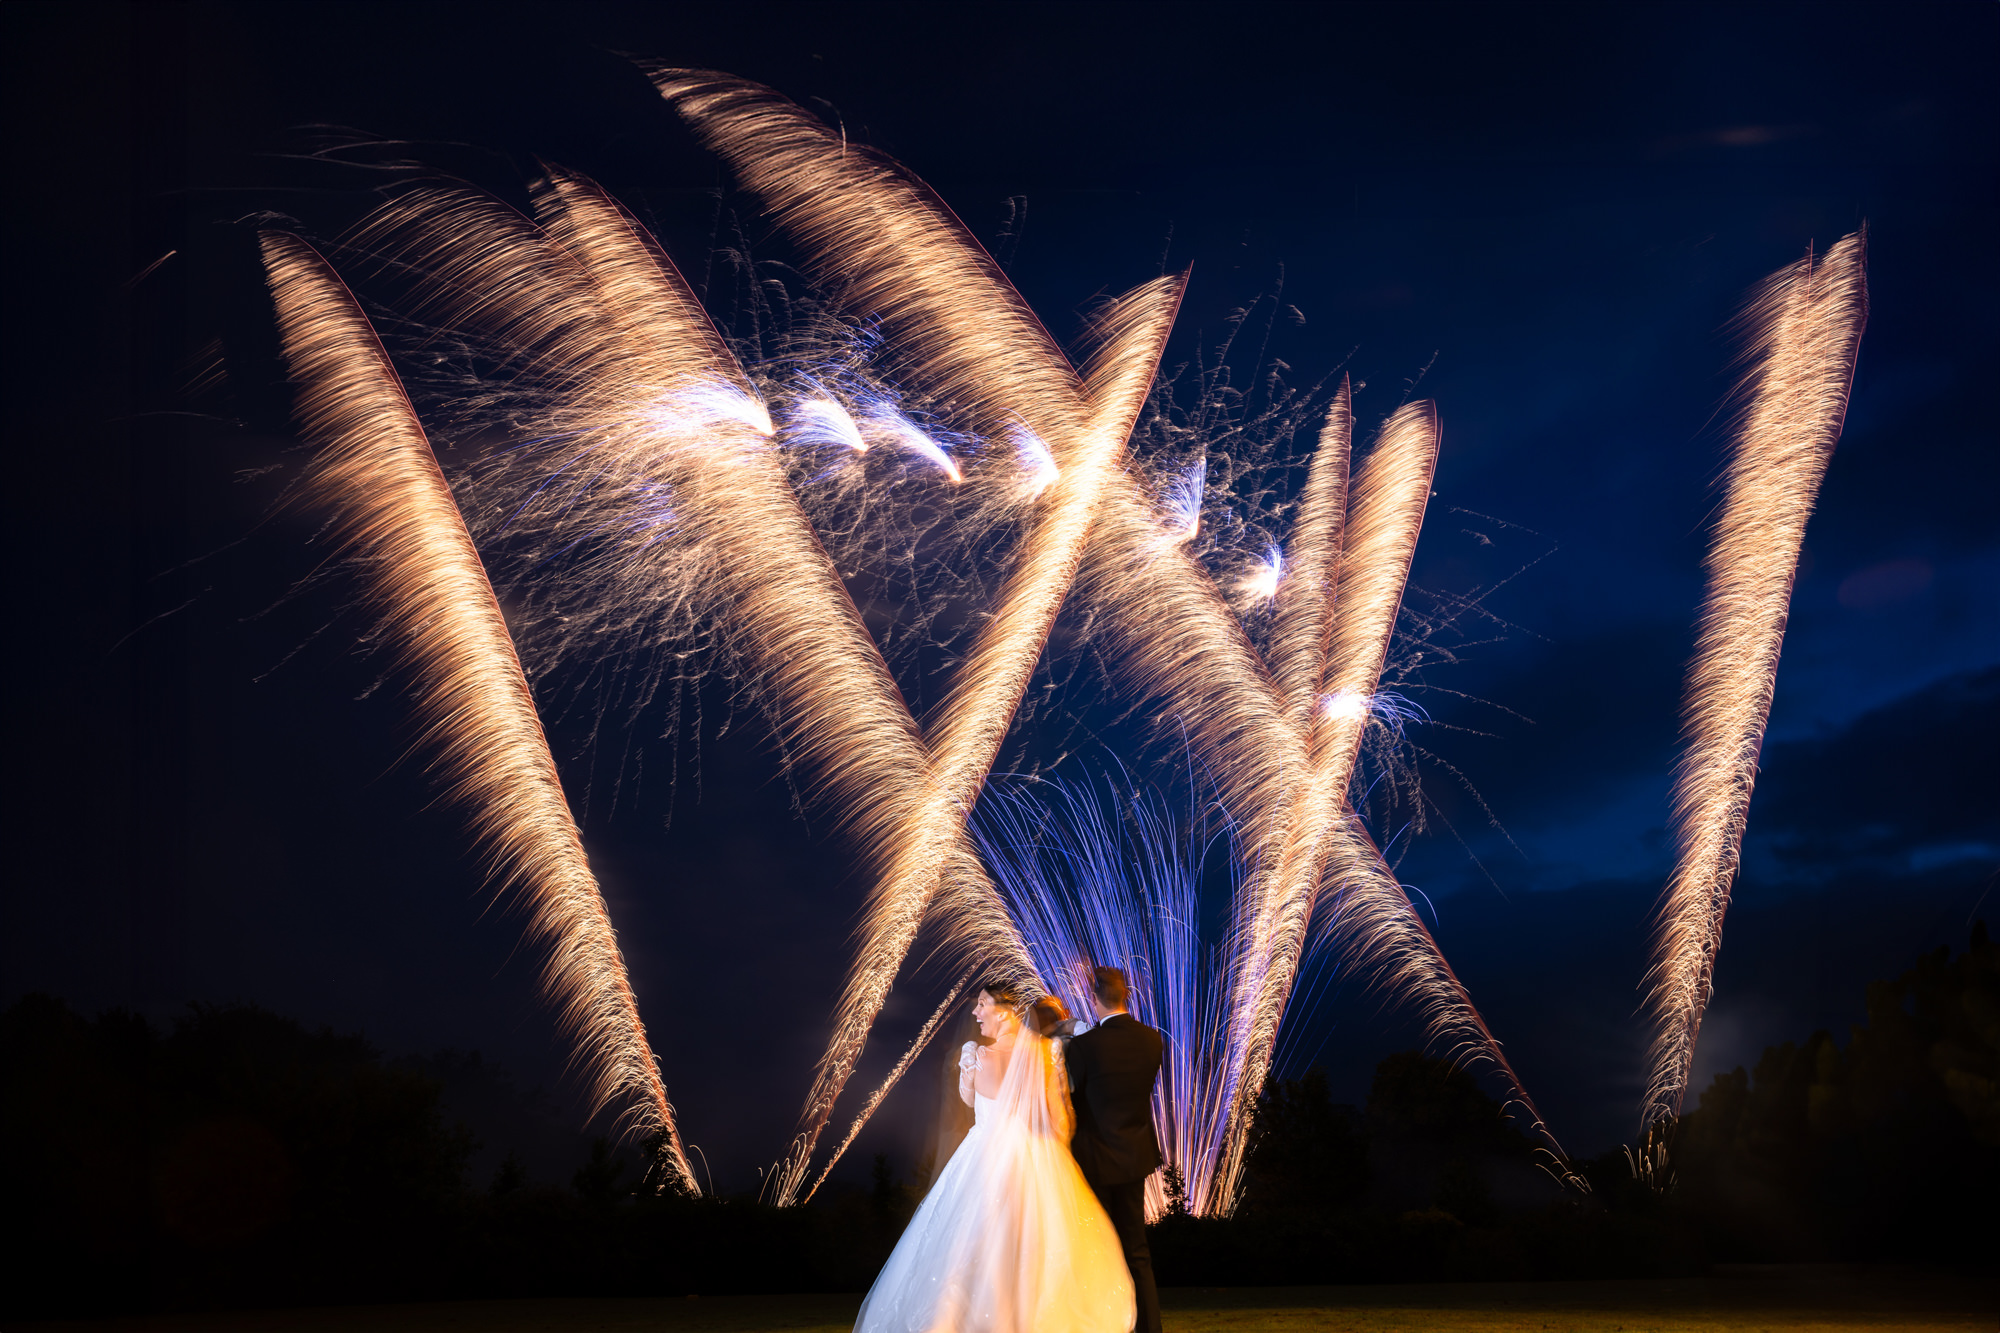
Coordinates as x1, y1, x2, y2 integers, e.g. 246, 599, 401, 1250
1644, 230, 1868, 1128
1268, 379, 1354, 729
806, 969, 979, 1203
260, 231, 698, 1193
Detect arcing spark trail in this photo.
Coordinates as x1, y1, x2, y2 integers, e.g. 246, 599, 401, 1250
1645, 232, 1868, 1130
262, 231, 697, 1193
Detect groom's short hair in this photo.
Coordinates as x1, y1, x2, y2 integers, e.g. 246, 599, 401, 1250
1091, 966, 1130, 1010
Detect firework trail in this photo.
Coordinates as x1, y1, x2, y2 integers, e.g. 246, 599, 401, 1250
921, 277, 1185, 964
804, 969, 979, 1204
530, 167, 952, 861
1267, 379, 1353, 729
1075, 481, 1299, 876
1223, 383, 1355, 1013
1214, 401, 1440, 1200
1644, 231, 1868, 1129
259, 231, 698, 1192
656, 68, 1185, 1201
650, 70, 1089, 449
1326, 815, 1578, 1176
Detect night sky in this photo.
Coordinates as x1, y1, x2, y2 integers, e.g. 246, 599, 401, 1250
7, 1, 1996, 1196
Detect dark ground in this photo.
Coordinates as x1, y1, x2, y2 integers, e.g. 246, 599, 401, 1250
16, 1269, 1996, 1333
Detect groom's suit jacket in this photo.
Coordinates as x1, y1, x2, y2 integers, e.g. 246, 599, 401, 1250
1066, 1013, 1164, 1187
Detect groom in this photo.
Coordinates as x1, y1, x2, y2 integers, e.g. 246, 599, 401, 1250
1066, 966, 1164, 1333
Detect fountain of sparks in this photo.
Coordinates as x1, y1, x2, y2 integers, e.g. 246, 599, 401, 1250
251, 62, 1865, 1211
977, 769, 1237, 1220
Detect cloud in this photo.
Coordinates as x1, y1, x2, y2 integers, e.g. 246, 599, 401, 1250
1836, 557, 1933, 610
1651, 123, 1819, 154
1747, 666, 2000, 884
1405, 620, 1691, 825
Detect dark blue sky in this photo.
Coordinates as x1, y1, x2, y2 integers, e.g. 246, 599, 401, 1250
6, 1, 1995, 1193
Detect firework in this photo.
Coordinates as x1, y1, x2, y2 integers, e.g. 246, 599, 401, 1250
529, 168, 947, 862
651, 70, 1088, 448
1267, 379, 1353, 728
805, 969, 981, 1203
259, 231, 698, 1192
338, 175, 1009, 1205
1329, 815, 1580, 1187
1214, 402, 1441, 1202
764, 279, 1183, 1204
1072, 351, 1574, 1201
522, 171, 1031, 1206
281, 70, 1569, 1212
657, 68, 1187, 1199
1643, 231, 1868, 1129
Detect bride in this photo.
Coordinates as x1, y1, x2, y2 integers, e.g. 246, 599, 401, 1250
854, 980, 1136, 1333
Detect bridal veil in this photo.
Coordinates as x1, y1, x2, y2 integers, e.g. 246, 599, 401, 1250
854, 1027, 1135, 1333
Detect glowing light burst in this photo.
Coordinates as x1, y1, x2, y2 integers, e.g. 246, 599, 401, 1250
1158, 458, 1207, 546
1009, 423, 1061, 497
788, 395, 869, 453
1240, 547, 1284, 601
246, 61, 1860, 1217
860, 402, 962, 481
653, 378, 776, 438
1643, 231, 1869, 1131
1318, 690, 1370, 723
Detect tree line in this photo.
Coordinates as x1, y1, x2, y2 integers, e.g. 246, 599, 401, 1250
4, 922, 1990, 1316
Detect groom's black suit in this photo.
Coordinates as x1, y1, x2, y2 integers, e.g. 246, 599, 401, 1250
1067, 1013, 1164, 1333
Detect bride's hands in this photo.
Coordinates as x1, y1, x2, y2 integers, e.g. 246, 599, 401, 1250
958, 1040, 978, 1106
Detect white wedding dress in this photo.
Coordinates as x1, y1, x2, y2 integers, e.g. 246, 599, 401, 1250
854, 1030, 1135, 1333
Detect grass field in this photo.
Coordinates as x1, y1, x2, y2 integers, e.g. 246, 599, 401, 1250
20, 1268, 1991, 1333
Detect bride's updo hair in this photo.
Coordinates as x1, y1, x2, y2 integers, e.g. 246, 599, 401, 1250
977, 978, 1025, 1010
